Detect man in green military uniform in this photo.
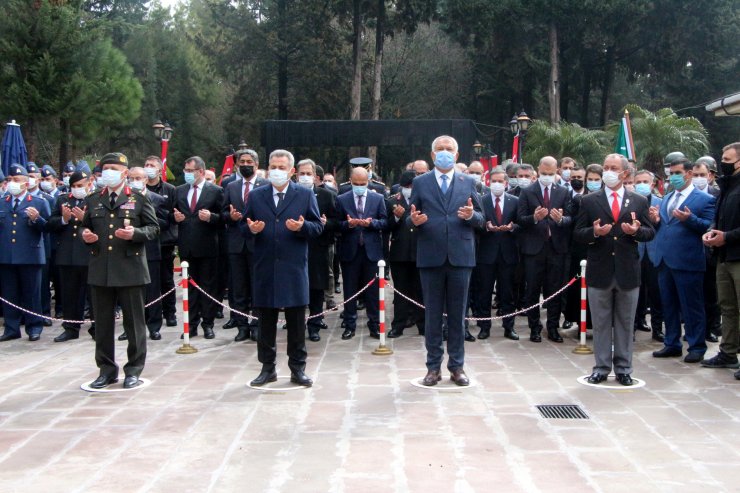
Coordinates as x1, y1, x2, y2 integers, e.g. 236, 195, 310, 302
81, 152, 159, 389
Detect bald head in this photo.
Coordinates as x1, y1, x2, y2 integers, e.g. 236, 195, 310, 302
350, 167, 369, 186
412, 160, 429, 175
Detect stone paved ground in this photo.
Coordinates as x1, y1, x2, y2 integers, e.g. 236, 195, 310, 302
0, 293, 739, 493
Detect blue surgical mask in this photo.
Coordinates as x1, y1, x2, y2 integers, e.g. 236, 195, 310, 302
668, 174, 685, 190
434, 150, 456, 170
145, 167, 159, 179
635, 183, 651, 196
184, 172, 195, 185
587, 180, 602, 192
352, 185, 367, 196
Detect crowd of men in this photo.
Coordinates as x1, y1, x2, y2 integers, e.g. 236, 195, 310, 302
1, 139, 739, 388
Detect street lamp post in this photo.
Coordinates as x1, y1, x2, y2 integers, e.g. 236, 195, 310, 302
472, 140, 483, 160
509, 110, 532, 164
153, 120, 174, 182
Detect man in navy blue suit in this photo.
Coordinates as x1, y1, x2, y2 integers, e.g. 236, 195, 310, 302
650, 157, 716, 362
0, 165, 51, 341
335, 167, 387, 340
408, 135, 484, 386
243, 150, 323, 387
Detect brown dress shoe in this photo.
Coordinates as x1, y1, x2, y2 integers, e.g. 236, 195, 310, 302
421, 370, 442, 386
450, 369, 470, 386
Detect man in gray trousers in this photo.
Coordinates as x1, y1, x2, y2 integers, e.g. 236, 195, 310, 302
574, 154, 655, 386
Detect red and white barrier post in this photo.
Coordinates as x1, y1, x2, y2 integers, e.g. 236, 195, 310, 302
176, 261, 198, 354
573, 260, 593, 355
372, 260, 393, 356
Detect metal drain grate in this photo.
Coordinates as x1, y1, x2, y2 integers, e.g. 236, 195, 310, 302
536, 405, 589, 419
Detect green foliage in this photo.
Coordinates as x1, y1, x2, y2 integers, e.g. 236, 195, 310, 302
523, 122, 610, 166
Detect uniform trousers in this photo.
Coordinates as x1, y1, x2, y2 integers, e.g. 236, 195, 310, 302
58, 265, 88, 330
0, 264, 43, 337
145, 260, 163, 333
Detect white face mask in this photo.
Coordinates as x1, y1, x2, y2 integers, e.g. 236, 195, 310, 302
538, 174, 555, 187
517, 178, 531, 188
268, 169, 289, 187
63, 176, 70, 187
490, 182, 506, 197
693, 177, 707, 189
129, 180, 145, 191
71, 187, 88, 200
602, 170, 621, 188
7, 181, 24, 196
561, 169, 571, 180
40, 181, 54, 192
28, 177, 37, 189
102, 169, 124, 189
401, 187, 412, 200
297, 175, 314, 189
145, 167, 159, 179
470, 174, 482, 184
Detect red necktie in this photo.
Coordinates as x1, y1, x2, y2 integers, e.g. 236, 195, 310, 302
190, 184, 198, 212
243, 181, 250, 205
543, 186, 550, 208
611, 192, 620, 222
495, 197, 503, 224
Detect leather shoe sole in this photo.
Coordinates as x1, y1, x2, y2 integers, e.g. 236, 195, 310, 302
547, 333, 564, 343
123, 376, 142, 389
290, 373, 313, 387
250, 371, 278, 386
387, 330, 403, 338
586, 373, 607, 384
149, 331, 162, 341
90, 375, 118, 389
616, 374, 634, 386
54, 331, 79, 342
652, 347, 682, 358
0, 334, 21, 342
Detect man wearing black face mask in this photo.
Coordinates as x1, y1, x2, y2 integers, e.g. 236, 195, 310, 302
221, 149, 267, 341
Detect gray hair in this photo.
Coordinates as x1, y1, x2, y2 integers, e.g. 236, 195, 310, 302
235, 149, 259, 164
185, 156, 206, 170
297, 158, 316, 173
431, 135, 459, 153
635, 169, 654, 180
269, 149, 295, 167
489, 166, 508, 179
604, 153, 629, 170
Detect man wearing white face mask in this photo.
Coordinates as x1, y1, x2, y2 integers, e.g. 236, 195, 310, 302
693, 158, 720, 199
557, 157, 577, 190
40, 165, 61, 199
509, 163, 535, 197
517, 156, 573, 343
466, 161, 490, 197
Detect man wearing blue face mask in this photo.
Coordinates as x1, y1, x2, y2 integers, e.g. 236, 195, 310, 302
335, 167, 388, 340
649, 157, 716, 363
408, 135, 484, 386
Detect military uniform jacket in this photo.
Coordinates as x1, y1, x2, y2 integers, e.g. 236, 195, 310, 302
0, 193, 50, 265
47, 193, 91, 267
82, 186, 160, 287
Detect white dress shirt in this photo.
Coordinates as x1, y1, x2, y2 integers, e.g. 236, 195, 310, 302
605, 186, 625, 210
434, 168, 455, 190
187, 180, 205, 206
669, 183, 694, 211
272, 185, 288, 207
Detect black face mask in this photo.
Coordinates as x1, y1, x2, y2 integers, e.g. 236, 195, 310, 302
570, 179, 584, 191
720, 159, 739, 177
239, 165, 255, 178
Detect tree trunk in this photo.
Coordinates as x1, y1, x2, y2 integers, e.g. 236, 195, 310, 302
368, 0, 385, 166
560, 70, 569, 122
350, 0, 363, 121
580, 61, 592, 127
25, 118, 37, 163
548, 23, 560, 124
277, 0, 289, 119
599, 45, 615, 127
58, 117, 71, 170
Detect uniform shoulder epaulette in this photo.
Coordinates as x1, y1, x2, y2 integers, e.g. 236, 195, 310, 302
372, 179, 386, 186
339, 181, 350, 186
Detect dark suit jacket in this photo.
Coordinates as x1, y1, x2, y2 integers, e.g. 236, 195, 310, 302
517, 183, 573, 255
407, 171, 483, 268
308, 185, 339, 288
221, 176, 267, 254
336, 190, 387, 262
145, 180, 178, 246
143, 190, 168, 262
573, 188, 655, 289
242, 182, 323, 308
47, 193, 89, 267
386, 193, 417, 263
477, 192, 519, 265
175, 181, 224, 258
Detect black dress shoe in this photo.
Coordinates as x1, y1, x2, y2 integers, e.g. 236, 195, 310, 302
166, 317, 178, 327
290, 372, 313, 387
530, 332, 542, 343
317, 321, 329, 330
203, 326, 215, 339
123, 375, 142, 389
251, 369, 278, 386
464, 330, 476, 342
652, 330, 665, 343
547, 330, 564, 343
684, 352, 704, 363
249, 329, 258, 342
28, 334, 40, 341
504, 328, 519, 340
586, 372, 607, 384
450, 369, 470, 386
180, 328, 198, 339
562, 321, 573, 329
90, 375, 118, 389
387, 328, 404, 338
223, 319, 238, 329
215, 310, 224, 319
308, 331, 321, 342
422, 370, 441, 386
341, 330, 355, 340
54, 329, 79, 343
118, 332, 128, 341
705, 333, 719, 343
325, 300, 337, 310
88, 327, 96, 340
477, 329, 490, 340
652, 346, 682, 358
234, 328, 250, 342
43, 319, 53, 327
734, 369, 740, 380
149, 331, 162, 341
369, 330, 380, 339
634, 320, 650, 332
616, 373, 634, 386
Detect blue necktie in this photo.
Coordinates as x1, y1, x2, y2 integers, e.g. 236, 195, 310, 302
441, 174, 448, 194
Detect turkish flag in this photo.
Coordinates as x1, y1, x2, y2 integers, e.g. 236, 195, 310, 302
219, 154, 235, 185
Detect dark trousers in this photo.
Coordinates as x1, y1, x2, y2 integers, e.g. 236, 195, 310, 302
704, 255, 722, 336
182, 256, 219, 328
91, 285, 147, 378
389, 261, 425, 332
659, 264, 707, 355
160, 245, 176, 319
307, 289, 325, 332
340, 246, 379, 331
473, 259, 516, 331
58, 265, 88, 330
216, 250, 229, 306
40, 261, 51, 316
0, 264, 43, 337
145, 260, 162, 332
257, 306, 307, 375
419, 263, 471, 372
51, 256, 62, 315
523, 242, 565, 332
636, 255, 663, 329
228, 251, 255, 327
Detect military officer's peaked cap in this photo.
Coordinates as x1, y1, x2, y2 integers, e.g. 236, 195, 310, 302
349, 157, 373, 167
100, 152, 130, 167
8, 165, 28, 177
